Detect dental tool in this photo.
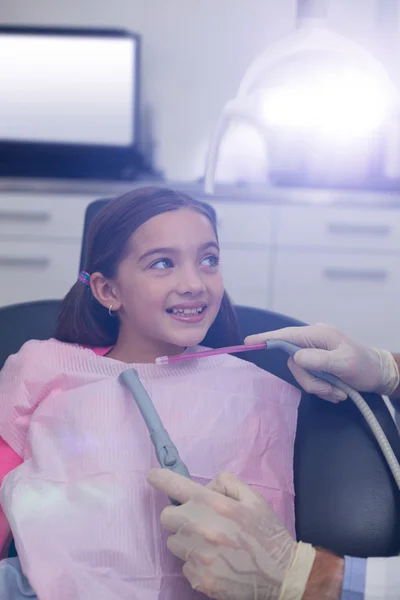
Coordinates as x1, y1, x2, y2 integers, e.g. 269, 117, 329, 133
155, 342, 266, 365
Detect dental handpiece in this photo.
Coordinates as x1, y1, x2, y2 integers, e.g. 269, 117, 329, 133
119, 369, 191, 505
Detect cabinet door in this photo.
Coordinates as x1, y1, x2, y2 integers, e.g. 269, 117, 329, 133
220, 245, 271, 309
207, 201, 274, 246
272, 250, 400, 351
0, 241, 81, 307
0, 194, 94, 240
276, 205, 400, 251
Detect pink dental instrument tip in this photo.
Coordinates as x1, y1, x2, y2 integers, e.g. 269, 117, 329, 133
155, 342, 267, 365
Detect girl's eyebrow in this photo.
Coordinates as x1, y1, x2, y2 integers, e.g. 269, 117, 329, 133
138, 241, 219, 262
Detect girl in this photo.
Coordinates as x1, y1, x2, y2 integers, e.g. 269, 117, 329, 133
0, 187, 300, 599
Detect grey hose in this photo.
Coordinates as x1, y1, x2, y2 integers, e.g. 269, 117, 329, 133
331, 379, 400, 489
267, 340, 400, 489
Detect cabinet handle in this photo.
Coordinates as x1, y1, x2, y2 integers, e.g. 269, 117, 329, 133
0, 210, 51, 223
0, 256, 50, 269
324, 268, 388, 281
326, 223, 391, 236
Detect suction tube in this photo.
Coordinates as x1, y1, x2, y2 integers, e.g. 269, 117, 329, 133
119, 369, 191, 505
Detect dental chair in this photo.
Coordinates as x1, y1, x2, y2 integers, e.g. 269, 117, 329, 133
0, 198, 398, 561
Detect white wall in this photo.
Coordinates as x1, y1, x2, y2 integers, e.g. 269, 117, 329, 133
0, 0, 394, 180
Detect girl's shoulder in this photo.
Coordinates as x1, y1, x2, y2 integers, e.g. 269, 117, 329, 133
5, 337, 69, 361
0, 339, 77, 456
1, 338, 57, 372
0, 338, 91, 378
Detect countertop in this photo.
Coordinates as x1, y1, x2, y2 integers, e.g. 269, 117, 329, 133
1, 177, 400, 209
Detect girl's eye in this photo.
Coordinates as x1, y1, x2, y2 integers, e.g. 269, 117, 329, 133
201, 254, 220, 267
150, 258, 174, 270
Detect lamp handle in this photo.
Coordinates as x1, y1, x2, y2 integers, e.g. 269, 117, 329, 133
297, 0, 328, 22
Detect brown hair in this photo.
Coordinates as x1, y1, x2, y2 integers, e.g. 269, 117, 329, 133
55, 186, 240, 347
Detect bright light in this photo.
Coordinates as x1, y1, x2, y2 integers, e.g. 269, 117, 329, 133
260, 67, 392, 139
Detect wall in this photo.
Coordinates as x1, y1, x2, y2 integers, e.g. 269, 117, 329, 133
0, 0, 394, 180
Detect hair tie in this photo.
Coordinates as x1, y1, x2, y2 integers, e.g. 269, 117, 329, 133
78, 271, 91, 287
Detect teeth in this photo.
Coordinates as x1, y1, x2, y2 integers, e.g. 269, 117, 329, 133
171, 307, 204, 316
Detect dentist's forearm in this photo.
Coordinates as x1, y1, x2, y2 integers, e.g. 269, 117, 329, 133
303, 550, 343, 600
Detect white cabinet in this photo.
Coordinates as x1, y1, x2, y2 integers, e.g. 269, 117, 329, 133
0, 192, 95, 307
0, 194, 92, 240
0, 240, 82, 305
275, 205, 400, 251
271, 203, 400, 350
273, 250, 400, 350
208, 201, 274, 246
207, 201, 274, 309
219, 246, 272, 309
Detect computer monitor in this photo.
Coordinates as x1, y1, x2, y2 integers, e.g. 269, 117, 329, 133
0, 26, 141, 180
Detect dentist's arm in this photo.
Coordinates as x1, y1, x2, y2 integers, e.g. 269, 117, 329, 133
303, 550, 343, 599
245, 324, 399, 403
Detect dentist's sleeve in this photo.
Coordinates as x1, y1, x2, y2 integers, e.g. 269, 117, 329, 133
341, 556, 400, 599
365, 556, 400, 599
341, 557, 366, 599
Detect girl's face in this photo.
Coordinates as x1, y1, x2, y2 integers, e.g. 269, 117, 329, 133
97, 208, 224, 361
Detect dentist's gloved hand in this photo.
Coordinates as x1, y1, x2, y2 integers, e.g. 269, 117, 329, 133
245, 324, 399, 403
147, 469, 316, 600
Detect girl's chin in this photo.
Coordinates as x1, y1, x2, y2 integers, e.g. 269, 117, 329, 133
163, 332, 206, 351
160, 314, 215, 350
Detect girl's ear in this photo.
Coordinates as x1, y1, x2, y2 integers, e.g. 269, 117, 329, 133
90, 272, 122, 311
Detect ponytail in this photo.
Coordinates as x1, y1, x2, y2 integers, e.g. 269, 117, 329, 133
55, 281, 119, 346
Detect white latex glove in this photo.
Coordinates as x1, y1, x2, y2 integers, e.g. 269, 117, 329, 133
147, 469, 316, 600
245, 323, 399, 403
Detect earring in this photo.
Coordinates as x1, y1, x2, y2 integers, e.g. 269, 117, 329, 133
109, 305, 116, 317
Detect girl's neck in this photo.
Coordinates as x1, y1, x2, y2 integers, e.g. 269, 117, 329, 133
105, 329, 185, 365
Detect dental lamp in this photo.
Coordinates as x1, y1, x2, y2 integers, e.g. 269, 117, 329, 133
204, 0, 400, 194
